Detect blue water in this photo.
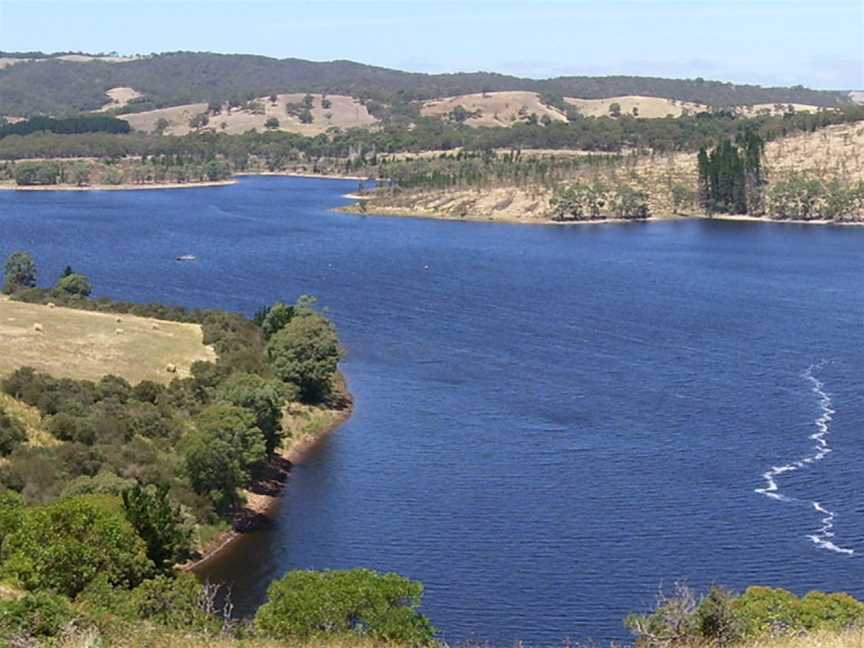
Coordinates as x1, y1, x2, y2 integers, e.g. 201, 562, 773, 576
3, 176, 864, 644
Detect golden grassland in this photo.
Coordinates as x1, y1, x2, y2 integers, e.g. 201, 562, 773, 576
122, 93, 378, 136
0, 296, 215, 383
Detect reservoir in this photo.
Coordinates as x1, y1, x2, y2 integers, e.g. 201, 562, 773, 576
2, 176, 864, 644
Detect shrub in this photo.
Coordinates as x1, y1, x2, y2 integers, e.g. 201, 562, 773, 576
0, 407, 26, 455
255, 569, 436, 645
1, 494, 152, 596
131, 574, 221, 633
56, 271, 93, 297
0, 590, 78, 639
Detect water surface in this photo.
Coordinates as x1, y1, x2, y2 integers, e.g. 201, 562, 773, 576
2, 176, 864, 644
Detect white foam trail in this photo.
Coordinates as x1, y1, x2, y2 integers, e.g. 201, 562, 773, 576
754, 361, 854, 556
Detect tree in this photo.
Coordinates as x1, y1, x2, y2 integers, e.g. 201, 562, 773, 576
264, 117, 280, 130
55, 271, 92, 297
1, 494, 152, 596
255, 569, 436, 645
184, 404, 266, 512
266, 312, 344, 402
189, 112, 209, 130
122, 483, 191, 572
609, 102, 622, 118
216, 373, 286, 454
66, 161, 91, 186
260, 301, 295, 339
153, 117, 171, 135
3, 251, 36, 294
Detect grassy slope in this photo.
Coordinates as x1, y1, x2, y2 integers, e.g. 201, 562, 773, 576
0, 296, 215, 383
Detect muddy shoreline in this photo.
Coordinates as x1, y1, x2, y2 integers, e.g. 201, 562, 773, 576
180, 383, 354, 572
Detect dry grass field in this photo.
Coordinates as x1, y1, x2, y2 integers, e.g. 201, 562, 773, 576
421, 90, 568, 126
0, 296, 215, 384
121, 93, 378, 136
565, 94, 709, 118
98, 86, 142, 111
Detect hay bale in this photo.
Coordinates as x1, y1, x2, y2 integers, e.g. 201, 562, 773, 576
152, 323, 160, 330
115, 328, 124, 335
46, 302, 55, 309
165, 363, 177, 373
33, 323, 43, 333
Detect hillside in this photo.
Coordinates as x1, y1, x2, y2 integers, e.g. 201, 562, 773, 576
0, 51, 851, 119
349, 121, 864, 224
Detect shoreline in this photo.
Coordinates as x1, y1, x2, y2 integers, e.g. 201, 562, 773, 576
338, 201, 864, 227
336, 202, 680, 226
0, 179, 237, 192
180, 378, 354, 572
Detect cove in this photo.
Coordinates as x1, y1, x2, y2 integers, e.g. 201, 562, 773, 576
2, 175, 864, 644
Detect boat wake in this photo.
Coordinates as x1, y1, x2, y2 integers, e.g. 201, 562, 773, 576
754, 361, 854, 556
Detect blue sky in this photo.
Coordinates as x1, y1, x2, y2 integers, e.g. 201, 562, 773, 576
1, 0, 861, 89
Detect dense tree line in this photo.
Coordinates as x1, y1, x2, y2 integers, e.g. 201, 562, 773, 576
0, 114, 130, 139
696, 130, 765, 213
0, 51, 849, 116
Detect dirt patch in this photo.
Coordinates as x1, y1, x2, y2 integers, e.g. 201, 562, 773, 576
0, 296, 215, 383
98, 86, 142, 111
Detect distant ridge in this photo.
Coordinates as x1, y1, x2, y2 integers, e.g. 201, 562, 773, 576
0, 51, 851, 117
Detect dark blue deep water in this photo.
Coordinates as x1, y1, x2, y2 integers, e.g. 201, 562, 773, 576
3, 176, 864, 645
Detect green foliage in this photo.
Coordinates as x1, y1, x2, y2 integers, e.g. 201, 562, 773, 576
13, 160, 61, 185
0, 406, 26, 456
3, 250, 37, 294
216, 372, 286, 453
56, 271, 93, 297
1, 494, 152, 597
131, 574, 221, 633
122, 483, 192, 572
732, 586, 864, 638
551, 179, 649, 221
264, 116, 280, 130
766, 172, 864, 221
0, 590, 78, 639
260, 301, 295, 340
184, 404, 266, 512
697, 130, 765, 213
627, 584, 864, 646
255, 569, 436, 645
266, 310, 345, 402
0, 489, 23, 545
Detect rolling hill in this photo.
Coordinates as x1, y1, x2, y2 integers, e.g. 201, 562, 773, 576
0, 51, 853, 122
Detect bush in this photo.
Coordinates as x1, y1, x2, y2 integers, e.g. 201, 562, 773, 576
255, 569, 436, 645
0, 407, 26, 455
56, 271, 93, 297
131, 574, 221, 634
1, 494, 152, 596
0, 591, 78, 639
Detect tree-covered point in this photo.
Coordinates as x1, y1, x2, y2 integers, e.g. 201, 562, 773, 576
1, 252, 345, 534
